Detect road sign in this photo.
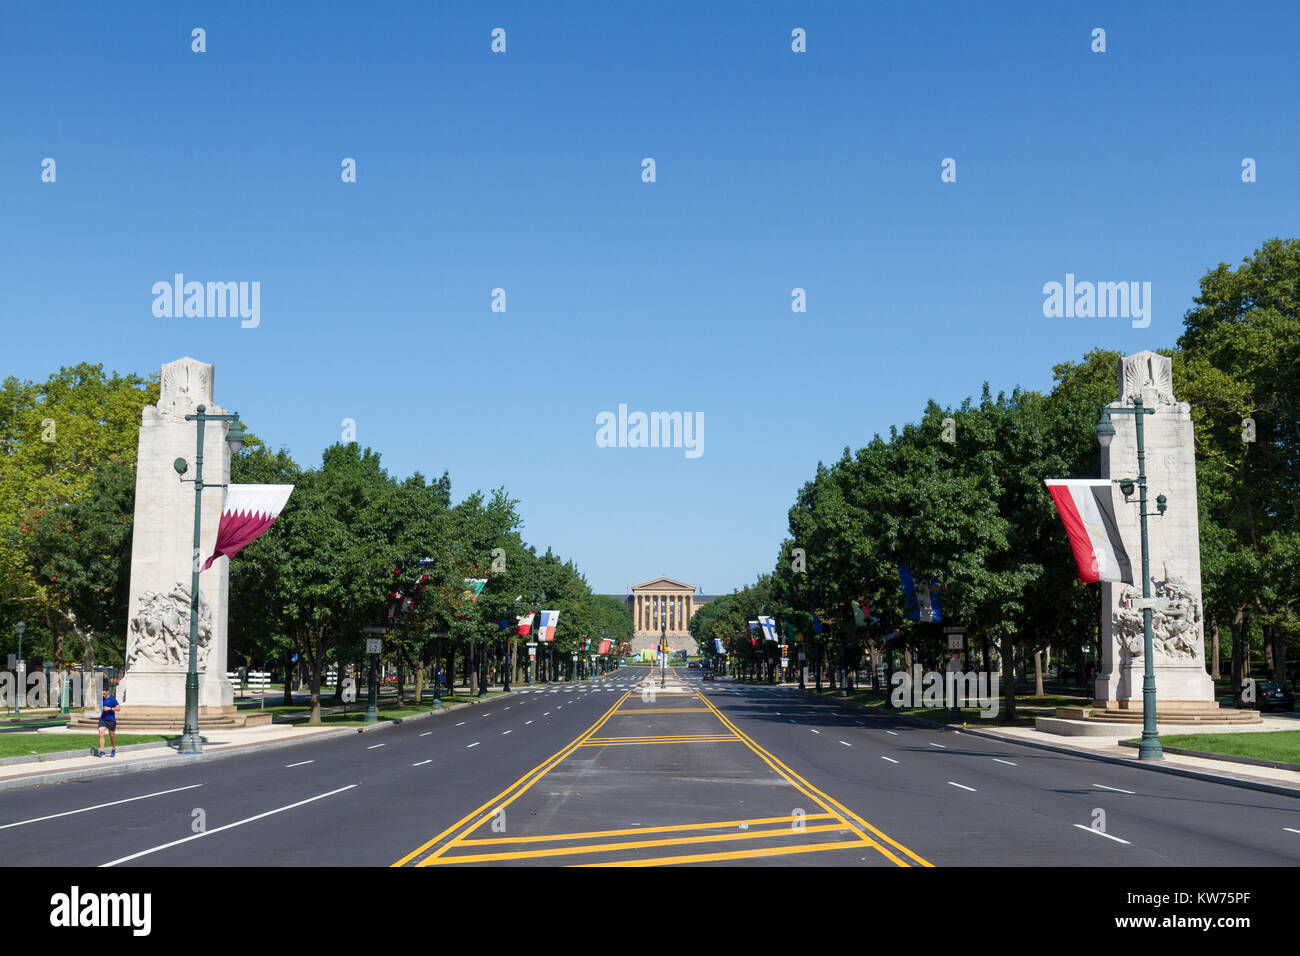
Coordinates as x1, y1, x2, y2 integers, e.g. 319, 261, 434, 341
781, 658, 789, 668
526, 642, 538, 648
943, 626, 966, 634
798, 650, 806, 661
362, 626, 387, 633
365, 638, 382, 655
947, 635, 964, 650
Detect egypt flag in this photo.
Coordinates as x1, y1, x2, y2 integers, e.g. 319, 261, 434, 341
517, 613, 536, 637
1045, 479, 1134, 584
202, 484, 294, 571
538, 610, 560, 642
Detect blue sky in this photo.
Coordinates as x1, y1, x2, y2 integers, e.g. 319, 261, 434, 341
2, 1, 1297, 595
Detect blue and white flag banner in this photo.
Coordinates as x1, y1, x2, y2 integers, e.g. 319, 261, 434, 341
758, 615, 779, 642
899, 566, 943, 623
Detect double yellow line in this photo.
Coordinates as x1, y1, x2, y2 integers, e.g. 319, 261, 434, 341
392, 689, 633, 867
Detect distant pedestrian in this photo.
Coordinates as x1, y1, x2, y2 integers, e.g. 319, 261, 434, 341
97, 687, 120, 757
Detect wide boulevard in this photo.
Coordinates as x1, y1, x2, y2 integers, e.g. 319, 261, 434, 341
3, 667, 1298, 867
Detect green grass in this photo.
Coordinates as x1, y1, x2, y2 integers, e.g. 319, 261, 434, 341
0, 733, 177, 758
1129, 730, 1300, 764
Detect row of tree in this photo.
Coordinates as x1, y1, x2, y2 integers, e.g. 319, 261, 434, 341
692, 238, 1300, 718
0, 370, 632, 723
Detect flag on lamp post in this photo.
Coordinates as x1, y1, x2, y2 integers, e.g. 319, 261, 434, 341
202, 484, 294, 570
538, 610, 560, 642
517, 613, 535, 637
1044, 479, 1134, 583
757, 616, 778, 642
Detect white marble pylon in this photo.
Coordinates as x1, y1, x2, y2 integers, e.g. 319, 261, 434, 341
115, 358, 234, 714
1095, 351, 1215, 709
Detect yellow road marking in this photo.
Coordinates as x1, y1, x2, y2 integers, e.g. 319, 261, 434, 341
455, 813, 837, 846
583, 734, 738, 741
611, 708, 712, 714
391, 690, 632, 866
577, 840, 869, 867
696, 691, 934, 868
578, 737, 740, 747
422, 824, 851, 865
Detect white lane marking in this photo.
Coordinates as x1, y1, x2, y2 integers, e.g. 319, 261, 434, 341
0, 784, 204, 832
524, 720, 533, 725
501, 730, 512, 735
1284, 828, 1300, 835
928, 742, 946, 749
456, 721, 466, 727
1073, 823, 1131, 845
838, 741, 852, 747
886, 731, 899, 736
419, 732, 432, 737
413, 760, 432, 767
880, 756, 899, 764
809, 729, 821, 735
543, 712, 550, 716
467, 742, 480, 749
367, 744, 385, 750
504, 706, 511, 710
100, 785, 357, 867
557, 706, 563, 710
285, 760, 315, 768
947, 782, 976, 792
1093, 783, 1135, 794
993, 758, 1018, 766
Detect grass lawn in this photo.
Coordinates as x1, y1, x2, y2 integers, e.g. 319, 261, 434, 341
1129, 731, 1300, 765
0, 734, 177, 758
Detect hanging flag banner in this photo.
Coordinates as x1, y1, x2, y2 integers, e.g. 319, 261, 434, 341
516, 612, 535, 637
899, 566, 943, 622
202, 484, 294, 570
538, 610, 560, 642
812, 612, 823, 634
598, 639, 612, 654
1044, 479, 1134, 583
714, 638, 726, 654
757, 616, 779, 642
463, 578, 487, 601
851, 599, 873, 627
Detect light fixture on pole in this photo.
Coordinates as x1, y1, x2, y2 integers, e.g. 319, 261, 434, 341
174, 405, 245, 755
1096, 397, 1163, 761
15, 621, 25, 717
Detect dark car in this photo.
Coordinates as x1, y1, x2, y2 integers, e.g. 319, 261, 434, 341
702, 668, 715, 681
688, 661, 700, 669
1255, 682, 1295, 712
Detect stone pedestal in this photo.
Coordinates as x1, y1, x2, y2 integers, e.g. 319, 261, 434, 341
1093, 351, 1216, 709
114, 358, 234, 712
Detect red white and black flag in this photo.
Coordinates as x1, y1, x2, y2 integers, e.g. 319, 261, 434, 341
202, 484, 294, 571
1044, 479, 1133, 584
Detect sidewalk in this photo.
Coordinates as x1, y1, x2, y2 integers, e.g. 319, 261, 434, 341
734, 676, 1300, 797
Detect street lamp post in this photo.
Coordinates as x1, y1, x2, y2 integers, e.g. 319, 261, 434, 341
433, 631, 444, 707
1097, 399, 1164, 761
15, 621, 25, 717
174, 405, 245, 755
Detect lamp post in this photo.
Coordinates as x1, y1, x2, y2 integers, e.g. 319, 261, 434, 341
1097, 399, 1164, 761
660, 621, 667, 688
174, 405, 245, 755
15, 621, 25, 717
432, 630, 444, 707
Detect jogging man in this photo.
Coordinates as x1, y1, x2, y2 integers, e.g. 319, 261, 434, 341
97, 687, 120, 757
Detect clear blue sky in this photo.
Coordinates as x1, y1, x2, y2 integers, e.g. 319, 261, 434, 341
2, 1, 1297, 594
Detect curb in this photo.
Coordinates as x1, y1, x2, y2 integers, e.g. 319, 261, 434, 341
0, 729, 353, 794
1117, 738, 1300, 773
778, 682, 1300, 799
955, 724, 1300, 799
0, 688, 528, 791
0, 739, 181, 766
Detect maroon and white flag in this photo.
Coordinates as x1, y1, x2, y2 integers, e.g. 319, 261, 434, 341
202, 484, 294, 571
1044, 479, 1133, 584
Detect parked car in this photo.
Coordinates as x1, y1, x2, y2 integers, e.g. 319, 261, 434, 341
1254, 682, 1295, 712
688, 661, 700, 669
702, 668, 715, 681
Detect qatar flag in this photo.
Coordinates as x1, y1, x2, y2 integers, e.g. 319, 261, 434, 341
1045, 479, 1133, 584
201, 484, 294, 571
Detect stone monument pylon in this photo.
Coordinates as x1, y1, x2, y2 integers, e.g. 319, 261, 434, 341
1093, 351, 1236, 718
110, 357, 236, 726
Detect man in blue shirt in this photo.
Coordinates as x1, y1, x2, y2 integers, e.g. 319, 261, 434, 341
97, 687, 120, 757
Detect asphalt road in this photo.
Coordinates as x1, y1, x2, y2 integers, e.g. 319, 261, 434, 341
2, 667, 1297, 867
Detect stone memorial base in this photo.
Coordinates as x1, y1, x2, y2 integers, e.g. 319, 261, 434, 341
69, 704, 271, 731
1043, 701, 1261, 735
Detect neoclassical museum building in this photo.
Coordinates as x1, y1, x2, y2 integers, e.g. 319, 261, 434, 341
613, 577, 717, 655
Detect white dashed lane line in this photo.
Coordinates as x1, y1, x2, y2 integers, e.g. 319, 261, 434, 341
0, 784, 204, 832
1073, 824, 1131, 845
1093, 784, 1135, 794
456, 721, 466, 727
502, 730, 511, 735
809, 729, 821, 735
413, 760, 432, 766
881, 756, 899, 764
467, 742, 480, 749
886, 731, 898, 736
838, 741, 851, 747
948, 782, 976, 792
367, 744, 385, 750
524, 720, 533, 725
993, 758, 1017, 766
285, 760, 314, 768
928, 742, 946, 749
419, 732, 432, 737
